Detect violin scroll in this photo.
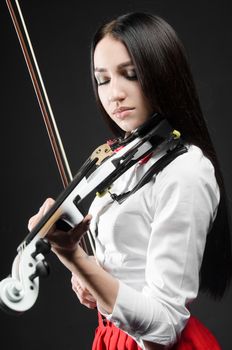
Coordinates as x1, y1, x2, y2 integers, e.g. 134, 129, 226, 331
0, 237, 50, 315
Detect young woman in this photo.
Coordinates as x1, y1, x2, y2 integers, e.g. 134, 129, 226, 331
28, 12, 232, 350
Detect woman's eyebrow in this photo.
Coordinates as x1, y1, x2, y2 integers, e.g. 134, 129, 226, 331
94, 60, 134, 72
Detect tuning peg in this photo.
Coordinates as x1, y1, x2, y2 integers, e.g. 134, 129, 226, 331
29, 260, 50, 281
31, 238, 51, 259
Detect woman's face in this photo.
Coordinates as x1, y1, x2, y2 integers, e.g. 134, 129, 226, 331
93, 35, 153, 133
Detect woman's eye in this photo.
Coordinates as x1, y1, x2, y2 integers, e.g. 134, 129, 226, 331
96, 76, 110, 86
125, 70, 137, 80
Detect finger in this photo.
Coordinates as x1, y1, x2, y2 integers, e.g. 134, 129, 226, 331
74, 292, 97, 309
85, 295, 96, 303
41, 198, 55, 215
28, 211, 43, 231
74, 295, 96, 309
71, 274, 81, 286
73, 290, 96, 304
83, 214, 92, 224
28, 198, 55, 231
70, 214, 92, 240
83, 301, 97, 309
72, 281, 96, 303
76, 214, 92, 232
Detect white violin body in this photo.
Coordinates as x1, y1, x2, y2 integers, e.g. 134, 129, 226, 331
0, 114, 179, 314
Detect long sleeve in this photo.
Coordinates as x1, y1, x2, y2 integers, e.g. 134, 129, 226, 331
90, 145, 220, 348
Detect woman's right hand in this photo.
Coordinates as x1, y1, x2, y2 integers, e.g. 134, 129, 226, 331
71, 272, 97, 309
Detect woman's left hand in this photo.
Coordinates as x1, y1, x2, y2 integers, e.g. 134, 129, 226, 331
46, 214, 92, 256
28, 197, 92, 258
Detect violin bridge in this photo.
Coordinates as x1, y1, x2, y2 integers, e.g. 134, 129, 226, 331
90, 143, 114, 165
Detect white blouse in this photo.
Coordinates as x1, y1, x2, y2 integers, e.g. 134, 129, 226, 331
89, 144, 220, 348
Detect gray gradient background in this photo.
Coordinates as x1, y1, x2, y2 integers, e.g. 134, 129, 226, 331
0, 1, 232, 349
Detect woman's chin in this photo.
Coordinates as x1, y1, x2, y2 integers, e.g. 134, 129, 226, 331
119, 121, 143, 133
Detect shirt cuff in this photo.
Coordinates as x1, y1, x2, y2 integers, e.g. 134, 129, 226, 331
98, 280, 179, 346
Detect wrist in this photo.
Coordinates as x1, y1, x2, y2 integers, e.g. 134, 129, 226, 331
54, 243, 87, 266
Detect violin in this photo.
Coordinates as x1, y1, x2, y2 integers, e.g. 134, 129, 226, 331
0, 109, 185, 314
0, 0, 186, 315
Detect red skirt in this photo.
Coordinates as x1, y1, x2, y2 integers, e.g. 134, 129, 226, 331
92, 313, 221, 350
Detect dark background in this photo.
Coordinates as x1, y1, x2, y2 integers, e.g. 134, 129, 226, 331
1, 0, 232, 349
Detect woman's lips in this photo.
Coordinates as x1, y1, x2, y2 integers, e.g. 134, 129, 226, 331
113, 108, 135, 120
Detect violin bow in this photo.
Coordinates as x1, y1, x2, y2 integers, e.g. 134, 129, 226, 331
5, 0, 93, 255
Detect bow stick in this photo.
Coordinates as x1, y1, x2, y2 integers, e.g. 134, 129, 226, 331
5, 0, 93, 254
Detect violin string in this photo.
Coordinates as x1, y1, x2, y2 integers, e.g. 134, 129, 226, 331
87, 229, 97, 259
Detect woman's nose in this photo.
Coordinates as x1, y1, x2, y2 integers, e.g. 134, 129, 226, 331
108, 81, 126, 103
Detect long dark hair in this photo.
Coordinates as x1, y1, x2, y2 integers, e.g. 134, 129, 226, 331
90, 12, 232, 299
